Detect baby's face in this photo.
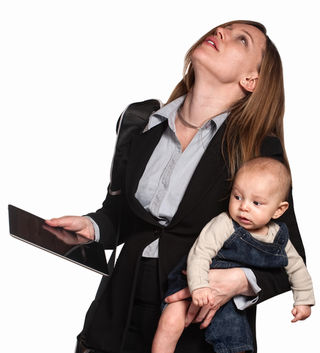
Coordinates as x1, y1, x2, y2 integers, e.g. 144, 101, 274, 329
228, 170, 282, 235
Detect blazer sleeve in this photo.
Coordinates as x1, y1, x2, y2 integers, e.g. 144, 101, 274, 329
86, 190, 125, 249
85, 100, 159, 249
253, 136, 306, 303
85, 113, 131, 249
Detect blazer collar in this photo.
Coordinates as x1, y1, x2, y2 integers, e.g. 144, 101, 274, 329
168, 123, 227, 228
126, 121, 168, 226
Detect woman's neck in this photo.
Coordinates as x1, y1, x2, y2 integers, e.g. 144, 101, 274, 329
181, 81, 243, 125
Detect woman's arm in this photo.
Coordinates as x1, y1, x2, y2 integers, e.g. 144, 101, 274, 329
166, 267, 252, 328
90, 101, 157, 248
46, 110, 130, 249
86, 189, 126, 248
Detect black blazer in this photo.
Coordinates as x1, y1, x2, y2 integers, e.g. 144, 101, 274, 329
80, 114, 305, 353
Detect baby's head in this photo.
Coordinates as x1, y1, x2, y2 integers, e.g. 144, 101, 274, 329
229, 157, 291, 235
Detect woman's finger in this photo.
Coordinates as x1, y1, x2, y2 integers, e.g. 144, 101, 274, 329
43, 224, 83, 245
200, 308, 219, 329
192, 305, 211, 323
185, 302, 200, 327
45, 216, 75, 229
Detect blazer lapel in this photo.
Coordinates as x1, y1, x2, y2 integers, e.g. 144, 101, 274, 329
125, 121, 228, 227
125, 121, 168, 225
168, 123, 228, 228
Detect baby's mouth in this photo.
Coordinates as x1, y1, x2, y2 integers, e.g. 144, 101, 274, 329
239, 216, 251, 224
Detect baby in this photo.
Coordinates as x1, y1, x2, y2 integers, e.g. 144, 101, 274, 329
152, 157, 315, 353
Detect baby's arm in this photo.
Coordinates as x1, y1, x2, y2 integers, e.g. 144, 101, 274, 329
187, 213, 233, 295
192, 287, 214, 307
285, 240, 315, 322
291, 305, 311, 323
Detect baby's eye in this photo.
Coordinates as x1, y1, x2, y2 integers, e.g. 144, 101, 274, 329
234, 195, 242, 201
253, 201, 261, 206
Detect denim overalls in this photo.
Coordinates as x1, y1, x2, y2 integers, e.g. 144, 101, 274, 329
164, 220, 289, 353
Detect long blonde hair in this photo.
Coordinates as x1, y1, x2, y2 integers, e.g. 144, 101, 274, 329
167, 20, 288, 178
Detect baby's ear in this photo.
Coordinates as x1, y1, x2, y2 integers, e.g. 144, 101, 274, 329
272, 201, 289, 219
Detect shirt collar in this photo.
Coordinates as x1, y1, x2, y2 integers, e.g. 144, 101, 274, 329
145, 95, 229, 133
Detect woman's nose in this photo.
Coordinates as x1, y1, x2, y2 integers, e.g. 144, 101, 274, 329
216, 27, 225, 40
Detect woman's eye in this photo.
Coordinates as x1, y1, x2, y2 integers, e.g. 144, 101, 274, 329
239, 36, 247, 46
253, 201, 261, 206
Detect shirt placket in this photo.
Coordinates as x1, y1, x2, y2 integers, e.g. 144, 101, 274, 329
149, 140, 181, 221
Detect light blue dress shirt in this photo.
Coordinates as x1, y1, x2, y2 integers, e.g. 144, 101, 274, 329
136, 96, 228, 257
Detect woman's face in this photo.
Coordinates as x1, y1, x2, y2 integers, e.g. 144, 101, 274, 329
191, 23, 266, 89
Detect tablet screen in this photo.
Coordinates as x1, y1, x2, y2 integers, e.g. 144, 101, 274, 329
8, 204, 109, 276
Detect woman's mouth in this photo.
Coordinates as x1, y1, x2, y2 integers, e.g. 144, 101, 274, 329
205, 37, 218, 50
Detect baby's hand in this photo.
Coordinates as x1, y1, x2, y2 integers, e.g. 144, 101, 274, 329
192, 287, 214, 307
291, 305, 311, 323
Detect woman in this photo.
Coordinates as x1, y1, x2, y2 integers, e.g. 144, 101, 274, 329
47, 20, 305, 353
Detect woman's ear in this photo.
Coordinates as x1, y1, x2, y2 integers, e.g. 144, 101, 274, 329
272, 201, 289, 219
240, 73, 259, 93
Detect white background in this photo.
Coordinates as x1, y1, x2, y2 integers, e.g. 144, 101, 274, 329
1, 0, 319, 352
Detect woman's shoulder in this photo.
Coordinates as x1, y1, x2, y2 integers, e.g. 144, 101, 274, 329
116, 99, 162, 132
124, 99, 162, 117
260, 135, 284, 159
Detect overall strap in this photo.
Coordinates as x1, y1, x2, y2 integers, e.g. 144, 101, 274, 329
272, 221, 289, 248
107, 99, 161, 273
231, 219, 241, 231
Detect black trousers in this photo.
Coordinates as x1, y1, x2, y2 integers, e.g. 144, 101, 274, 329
75, 257, 161, 353
122, 257, 161, 353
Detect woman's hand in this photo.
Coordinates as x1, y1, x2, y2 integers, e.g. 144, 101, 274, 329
165, 268, 252, 329
45, 216, 95, 241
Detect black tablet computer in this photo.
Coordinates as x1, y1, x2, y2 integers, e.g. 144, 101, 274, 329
8, 204, 109, 276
